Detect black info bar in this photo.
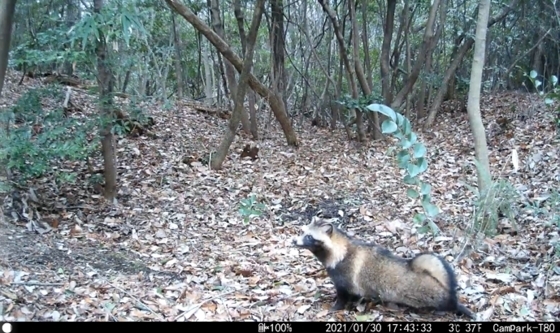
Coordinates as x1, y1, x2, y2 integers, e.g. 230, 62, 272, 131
1, 321, 557, 333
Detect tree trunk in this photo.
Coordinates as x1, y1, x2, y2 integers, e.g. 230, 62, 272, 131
361, 0, 373, 90
64, 0, 78, 76
349, 0, 380, 139
196, 30, 202, 97
233, 0, 259, 138
417, 0, 447, 119
211, 0, 264, 170
380, 0, 396, 104
171, 13, 185, 98
163, 0, 297, 146
233, 0, 247, 53
208, 0, 251, 133
404, 20, 412, 118
445, 31, 461, 101
318, 0, 365, 142
424, 39, 473, 128
270, 0, 287, 111
300, 5, 337, 129
466, 0, 491, 192
248, 91, 259, 139
300, 0, 310, 119
202, 44, 214, 103
0, 0, 16, 193
121, 69, 131, 93
389, 0, 411, 97
94, 0, 117, 202
216, 45, 228, 104
390, 0, 442, 110
0, 0, 17, 97
424, 0, 518, 128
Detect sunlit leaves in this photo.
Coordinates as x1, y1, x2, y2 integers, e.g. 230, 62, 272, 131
403, 174, 418, 185
413, 143, 426, 158
423, 201, 439, 218
366, 103, 396, 122
336, 96, 441, 234
529, 70, 537, 79
364, 102, 440, 234
407, 188, 419, 199
381, 119, 398, 134
413, 213, 426, 225
420, 182, 431, 195
397, 150, 410, 168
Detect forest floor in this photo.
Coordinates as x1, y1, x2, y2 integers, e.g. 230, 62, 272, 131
1, 71, 559, 322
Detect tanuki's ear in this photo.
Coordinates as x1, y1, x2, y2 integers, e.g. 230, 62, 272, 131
318, 221, 334, 235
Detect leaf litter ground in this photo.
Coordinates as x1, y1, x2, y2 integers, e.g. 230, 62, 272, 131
1, 72, 559, 321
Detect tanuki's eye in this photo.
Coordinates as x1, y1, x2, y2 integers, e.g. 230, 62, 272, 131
305, 235, 314, 242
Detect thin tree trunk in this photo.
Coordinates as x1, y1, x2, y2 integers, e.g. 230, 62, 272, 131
403, 0, 412, 118
318, 0, 365, 142
233, 0, 258, 138
172, 13, 185, 98
202, 43, 214, 103
380, 0, 396, 104
94, 0, 117, 202
121, 69, 130, 93
349, 0, 380, 139
248, 91, 258, 139
445, 32, 460, 101
466, 0, 491, 192
64, 0, 78, 76
0, 0, 17, 97
211, 0, 264, 170
361, 0, 373, 90
390, 0, 442, 110
0, 0, 17, 193
390, 0, 409, 101
196, 30, 202, 96
208, 0, 251, 133
424, 0, 518, 128
418, 0, 447, 118
405, 23, 412, 118
164, 0, 297, 146
425, 38, 473, 128
300, 0, 310, 118
270, 0, 287, 113
216, 43, 228, 104
335, 30, 351, 138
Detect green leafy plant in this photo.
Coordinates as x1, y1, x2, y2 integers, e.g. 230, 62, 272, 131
0, 88, 98, 184
10, 28, 88, 74
238, 195, 266, 225
463, 160, 520, 238
336, 93, 383, 123
365, 103, 440, 234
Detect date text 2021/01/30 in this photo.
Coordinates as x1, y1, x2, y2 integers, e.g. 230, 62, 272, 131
320, 322, 557, 333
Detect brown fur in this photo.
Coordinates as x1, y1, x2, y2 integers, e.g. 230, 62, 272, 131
292, 218, 474, 318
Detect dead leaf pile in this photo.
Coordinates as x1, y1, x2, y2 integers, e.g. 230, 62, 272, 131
0, 70, 559, 321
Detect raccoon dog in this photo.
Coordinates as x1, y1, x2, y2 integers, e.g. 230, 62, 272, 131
292, 218, 474, 318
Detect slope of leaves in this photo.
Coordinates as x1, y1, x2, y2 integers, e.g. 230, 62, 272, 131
0, 71, 559, 321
